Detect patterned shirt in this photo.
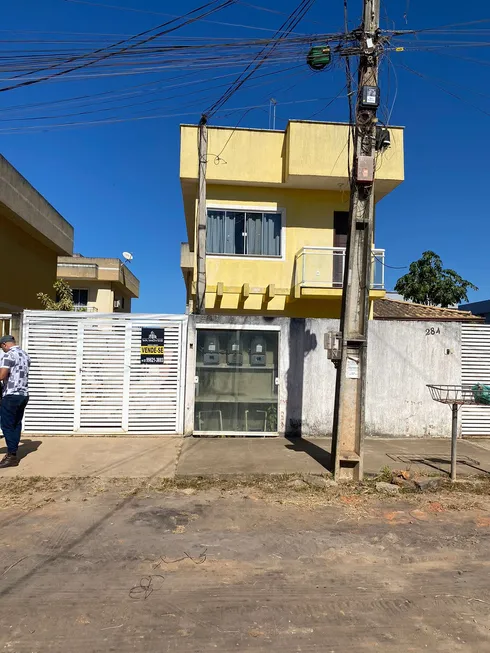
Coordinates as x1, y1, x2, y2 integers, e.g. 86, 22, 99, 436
1, 346, 30, 397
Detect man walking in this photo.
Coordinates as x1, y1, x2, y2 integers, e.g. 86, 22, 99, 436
0, 335, 30, 468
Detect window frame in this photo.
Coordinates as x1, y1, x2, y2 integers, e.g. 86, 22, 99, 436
72, 288, 89, 307
193, 324, 281, 436
205, 203, 286, 261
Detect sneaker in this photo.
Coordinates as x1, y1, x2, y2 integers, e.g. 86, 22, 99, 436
0, 453, 18, 468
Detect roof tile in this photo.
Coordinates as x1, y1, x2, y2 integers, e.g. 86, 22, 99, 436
373, 298, 482, 321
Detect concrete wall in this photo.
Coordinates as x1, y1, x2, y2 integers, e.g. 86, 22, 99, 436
286, 121, 404, 191
180, 122, 404, 191
365, 321, 462, 437
185, 316, 461, 438
0, 155, 73, 255
0, 214, 58, 311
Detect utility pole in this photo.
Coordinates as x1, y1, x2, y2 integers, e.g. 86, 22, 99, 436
331, 0, 381, 481
195, 115, 208, 315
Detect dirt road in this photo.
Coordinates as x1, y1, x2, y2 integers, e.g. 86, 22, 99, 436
0, 479, 489, 652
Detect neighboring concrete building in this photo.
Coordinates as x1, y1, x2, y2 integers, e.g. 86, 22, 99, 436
459, 300, 490, 324
0, 155, 74, 312
180, 120, 404, 318
57, 255, 139, 313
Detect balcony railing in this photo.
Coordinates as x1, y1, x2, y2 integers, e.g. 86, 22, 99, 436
73, 305, 98, 313
295, 247, 385, 290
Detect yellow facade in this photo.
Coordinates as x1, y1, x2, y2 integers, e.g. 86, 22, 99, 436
180, 120, 404, 318
0, 215, 59, 312
0, 154, 74, 313
57, 256, 139, 313
64, 280, 132, 313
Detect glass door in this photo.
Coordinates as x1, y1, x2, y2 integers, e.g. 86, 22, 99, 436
194, 329, 279, 434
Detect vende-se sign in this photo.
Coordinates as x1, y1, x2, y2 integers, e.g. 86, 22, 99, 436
140, 327, 165, 364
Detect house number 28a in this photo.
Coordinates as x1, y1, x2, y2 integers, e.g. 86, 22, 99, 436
426, 327, 441, 336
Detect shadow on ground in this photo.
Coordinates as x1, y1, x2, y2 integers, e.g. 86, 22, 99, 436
285, 436, 332, 472
0, 438, 42, 461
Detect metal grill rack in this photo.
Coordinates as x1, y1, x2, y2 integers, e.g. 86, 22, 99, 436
427, 384, 489, 480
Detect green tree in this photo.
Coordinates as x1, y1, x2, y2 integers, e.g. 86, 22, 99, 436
37, 279, 74, 311
394, 251, 478, 308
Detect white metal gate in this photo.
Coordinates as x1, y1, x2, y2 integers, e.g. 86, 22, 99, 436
462, 324, 490, 437
22, 311, 187, 435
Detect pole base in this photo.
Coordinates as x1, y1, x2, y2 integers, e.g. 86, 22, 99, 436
334, 453, 362, 482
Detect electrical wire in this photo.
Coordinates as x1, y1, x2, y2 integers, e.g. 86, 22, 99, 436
421, 48, 490, 69
0, 95, 356, 134
63, 0, 310, 36
2, 6, 489, 133
205, 0, 318, 119
0, 65, 307, 123
0, 0, 237, 93
374, 255, 407, 270
396, 61, 490, 118
8, 3, 236, 79
385, 54, 398, 124
0, 33, 339, 82
306, 84, 346, 120
342, 0, 355, 188
385, 18, 490, 35
210, 67, 317, 160
212, 108, 254, 163
235, 0, 324, 27
398, 60, 490, 100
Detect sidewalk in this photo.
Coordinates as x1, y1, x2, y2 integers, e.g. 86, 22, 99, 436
1, 435, 490, 479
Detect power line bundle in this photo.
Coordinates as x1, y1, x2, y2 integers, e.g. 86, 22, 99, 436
0, 1, 488, 134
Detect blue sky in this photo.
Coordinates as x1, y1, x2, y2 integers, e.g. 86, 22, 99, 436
2, 0, 490, 312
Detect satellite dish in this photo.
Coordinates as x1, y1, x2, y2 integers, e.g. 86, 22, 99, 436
122, 252, 133, 263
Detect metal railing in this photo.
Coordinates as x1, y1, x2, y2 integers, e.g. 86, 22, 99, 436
295, 247, 385, 290
73, 305, 98, 313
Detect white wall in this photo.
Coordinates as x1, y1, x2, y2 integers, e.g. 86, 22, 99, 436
365, 321, 461, 437
186, 316, 462, 438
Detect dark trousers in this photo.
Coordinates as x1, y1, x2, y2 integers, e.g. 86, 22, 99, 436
0, 395, 29, 454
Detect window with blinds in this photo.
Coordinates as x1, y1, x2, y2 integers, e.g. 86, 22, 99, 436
206, 209, 282, 257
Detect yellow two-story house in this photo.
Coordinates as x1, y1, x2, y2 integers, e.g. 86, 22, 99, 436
180, 120, 404, 318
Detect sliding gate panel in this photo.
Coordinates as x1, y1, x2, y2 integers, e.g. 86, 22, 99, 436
23, 315, 79, 434
462, 324, 490, 437
79, 320, 128, 431
128, 320, 185, 434
22, 312, 187, 435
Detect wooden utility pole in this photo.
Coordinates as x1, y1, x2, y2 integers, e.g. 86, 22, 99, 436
195, 115, 208, 314
331, 0, 381, 481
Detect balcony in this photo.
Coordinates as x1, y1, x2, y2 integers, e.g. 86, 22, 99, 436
294, 247, 385, 295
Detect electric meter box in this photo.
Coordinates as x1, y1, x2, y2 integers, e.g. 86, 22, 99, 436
250, 336, 267, 367
227, 334, 243, 366
357, 155, 374, 183
203, 334, 220, 365
360, 85, 380, 108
